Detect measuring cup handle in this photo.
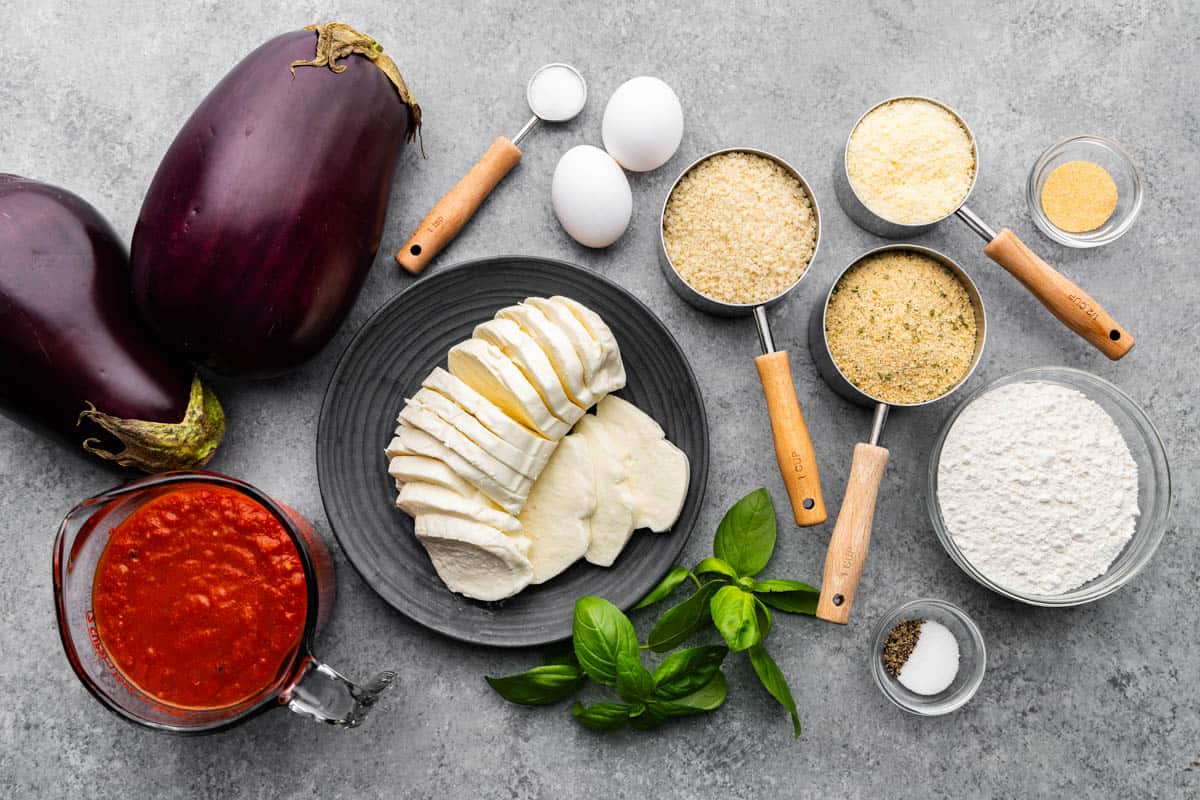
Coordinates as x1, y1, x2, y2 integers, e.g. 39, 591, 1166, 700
284, 655, 396, 727
754, 351, 827, 527
396, 137, 523, 274
983, 228, 1134, 360
815, 442, 889, 624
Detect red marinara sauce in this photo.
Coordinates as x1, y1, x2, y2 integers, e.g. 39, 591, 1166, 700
92, 485, 308, 709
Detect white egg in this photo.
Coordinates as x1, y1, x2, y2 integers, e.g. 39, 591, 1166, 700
551, 145, 632, 249
601, 77, 684, 172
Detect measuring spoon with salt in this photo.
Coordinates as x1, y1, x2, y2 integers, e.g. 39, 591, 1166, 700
397, 63, 587, 274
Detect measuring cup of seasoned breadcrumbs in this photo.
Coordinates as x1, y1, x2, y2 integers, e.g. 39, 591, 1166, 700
659, 147, 826, 527
806, 244, 986, 625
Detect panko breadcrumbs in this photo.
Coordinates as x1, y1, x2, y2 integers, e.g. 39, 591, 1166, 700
825, 251, 978, 404
663, 151, 817, 305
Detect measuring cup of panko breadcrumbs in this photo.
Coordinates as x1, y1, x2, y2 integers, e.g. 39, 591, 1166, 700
807, 244, 986, 624
834, 95, 1132, 360
660, 147, 826, 527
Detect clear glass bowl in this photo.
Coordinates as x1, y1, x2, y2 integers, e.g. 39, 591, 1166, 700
1026, 135, 1142, 248
928, 367, 1172, 606
870, 599, 986, 716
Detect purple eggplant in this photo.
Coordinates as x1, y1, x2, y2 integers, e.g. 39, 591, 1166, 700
0, 175, 224, 471
130, 22, 421, 377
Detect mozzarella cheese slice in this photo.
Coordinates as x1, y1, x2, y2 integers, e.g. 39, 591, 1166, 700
448, 339, 569, 439
521, 298, 607, 392
494, 304, 597, 408
594, 395, 689, 532
517, 434, 596, 584
388, 455, 476, 497
386, 427, 527, 515
549, 296, 627, 396
473, 318, 584, 425
410, 388, 552, 479
574, 415, 637, 567
422, 367, 551, 452
414, 514, 533, 601
398, 482, 521, 533
396, 405, 531, 496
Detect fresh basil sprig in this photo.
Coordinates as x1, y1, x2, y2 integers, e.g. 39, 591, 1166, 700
485, 488, 816, 738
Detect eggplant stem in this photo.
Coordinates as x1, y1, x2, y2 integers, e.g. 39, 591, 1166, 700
77, 376, 226, 473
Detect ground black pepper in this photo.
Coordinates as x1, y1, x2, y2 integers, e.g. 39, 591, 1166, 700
883, 619, 924, 676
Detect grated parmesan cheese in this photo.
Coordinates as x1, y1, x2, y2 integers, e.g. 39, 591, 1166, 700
846, 99, 976, 225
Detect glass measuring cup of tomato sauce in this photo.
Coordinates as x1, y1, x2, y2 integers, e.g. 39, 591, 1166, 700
53, 470, 394, 734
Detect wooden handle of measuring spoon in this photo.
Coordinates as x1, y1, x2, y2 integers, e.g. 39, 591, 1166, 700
983, 228, 1134, 360
816, 442, 890, 624
754, 351, 827, 527
396, 137, 523, 274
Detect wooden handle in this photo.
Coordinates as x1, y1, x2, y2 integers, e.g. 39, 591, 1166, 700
815, 442, 889, 624
754, 350, 827, 527
396, 137, 523, 274
983, 228, 1134, 360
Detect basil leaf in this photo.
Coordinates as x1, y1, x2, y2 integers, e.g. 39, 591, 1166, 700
693, 557, 737, 582
485, 664, 585, 706
628, 703, 668, 731
634, 565, 693, 610
712, 488, 777, 577
710, 585, 761, 652
647, 581, 722, 653
748, 644, 801, 737
541, 642, 579, 666
571, 701, 630, 732
752, 579, 820, 616
572, 596, 638, 685
654, 671, 728, 717
652, 645, 728, 700
615, 653, 655, 703
755, 596, 773, 640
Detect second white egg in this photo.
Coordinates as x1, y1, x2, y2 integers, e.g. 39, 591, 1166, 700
551, 145, 632, 249
602, 77, 684, 172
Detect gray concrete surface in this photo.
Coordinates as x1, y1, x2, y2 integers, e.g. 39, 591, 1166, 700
2, 1, 1197, 797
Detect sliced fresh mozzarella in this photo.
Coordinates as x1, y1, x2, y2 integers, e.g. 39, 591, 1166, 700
388, 455, 476, 497
448, 339, 569, 439
521, 298, 607, 392
396, 405, 531, 496
386, 427, 526, 515
414, 514, 533, 601
410, 388, 553, 478
422, 367, 551, 452
397, 482, 521, 533
549, 295, 626, 396
473, 318, 584, 425
517, 434, 596, 584
494, 304, 596, 408
574, 415, 637, 567
594, 395, 689, 532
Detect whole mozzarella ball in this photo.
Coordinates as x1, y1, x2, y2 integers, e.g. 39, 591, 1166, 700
551, 145, 632, 248
601, 77, 684, 172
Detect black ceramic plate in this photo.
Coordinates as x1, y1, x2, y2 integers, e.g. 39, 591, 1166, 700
317, 256, 709, 647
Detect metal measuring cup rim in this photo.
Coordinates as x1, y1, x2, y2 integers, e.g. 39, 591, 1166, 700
842, 95, 981, 229
525, 63, 588, 122
659, 146, 822, 313
815, 243, 988, 408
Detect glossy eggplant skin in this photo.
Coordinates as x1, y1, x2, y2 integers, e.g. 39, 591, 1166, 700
0, 176, 222, 470
130, 27, 418, 377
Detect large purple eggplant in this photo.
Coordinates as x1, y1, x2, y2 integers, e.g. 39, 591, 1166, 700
131, 22, 421, 377
0, 175, 224, 471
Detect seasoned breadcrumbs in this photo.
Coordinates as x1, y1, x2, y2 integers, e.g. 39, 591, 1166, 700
825, 251, 978, 404
663, 152, 817, 305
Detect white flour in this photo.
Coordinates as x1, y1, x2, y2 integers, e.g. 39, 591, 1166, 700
937, 381, 1140, 595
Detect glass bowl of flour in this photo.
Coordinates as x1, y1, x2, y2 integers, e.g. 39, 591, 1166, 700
927, 367, 1171, 606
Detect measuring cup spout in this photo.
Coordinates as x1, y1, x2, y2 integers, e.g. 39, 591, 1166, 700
285, 656, 396, 728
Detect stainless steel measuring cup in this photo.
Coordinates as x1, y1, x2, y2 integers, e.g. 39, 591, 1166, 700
660, 147, 827, 527
834, 95, 1132, 360
398, 63, 588, 274
808, 244, 987, 623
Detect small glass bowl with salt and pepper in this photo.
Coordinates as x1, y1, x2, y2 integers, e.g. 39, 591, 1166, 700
1026, 135, 1142, 248
870, 599, 986, 716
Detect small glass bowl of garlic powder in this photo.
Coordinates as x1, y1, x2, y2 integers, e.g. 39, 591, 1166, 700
870, 599, 986, 716
1027, 135, 1142, 248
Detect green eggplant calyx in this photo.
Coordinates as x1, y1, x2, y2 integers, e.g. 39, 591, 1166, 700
291, 21, 423, 140
77, 376, 226, 473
